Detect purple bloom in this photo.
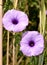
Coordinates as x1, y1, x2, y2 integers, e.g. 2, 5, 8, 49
20, 31, 44, 56
3, 9, 28, 32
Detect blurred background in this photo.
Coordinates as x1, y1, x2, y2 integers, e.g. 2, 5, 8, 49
3, 0, 47, 65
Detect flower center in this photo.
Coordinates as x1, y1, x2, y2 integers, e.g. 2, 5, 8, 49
29, 41, 35, 47
12, 19, 18, 25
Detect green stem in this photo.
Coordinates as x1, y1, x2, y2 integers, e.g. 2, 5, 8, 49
34, 57, 38, 65
38, 53, 44, 65
38, 0, 46, 65
40, 0, 46, 35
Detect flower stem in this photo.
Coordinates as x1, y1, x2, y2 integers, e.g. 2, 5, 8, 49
0, 0, 2, 65
40, 0, 46, 35
7, 31, 9, 65
13, 33, 15, 65
38, 53, 44, 65
13, 0, 18, 9
38, 0, 46, 65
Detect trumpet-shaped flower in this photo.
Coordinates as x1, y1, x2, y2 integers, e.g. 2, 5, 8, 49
3, 9, 28, 32
20, 31, 44, 56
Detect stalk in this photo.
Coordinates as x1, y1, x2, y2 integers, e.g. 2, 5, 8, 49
0, 0, 2, 65
38, 0, 46, 65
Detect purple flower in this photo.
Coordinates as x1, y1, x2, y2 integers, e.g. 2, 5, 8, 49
3, 9, 28, 32
20, 31, 44, 56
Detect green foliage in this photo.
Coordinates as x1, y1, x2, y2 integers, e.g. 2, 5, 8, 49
3, 0, 47, 65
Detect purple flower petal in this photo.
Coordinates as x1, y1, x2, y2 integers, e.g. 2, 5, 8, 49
3, 9, 29, 32
20, 31, 44, 56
